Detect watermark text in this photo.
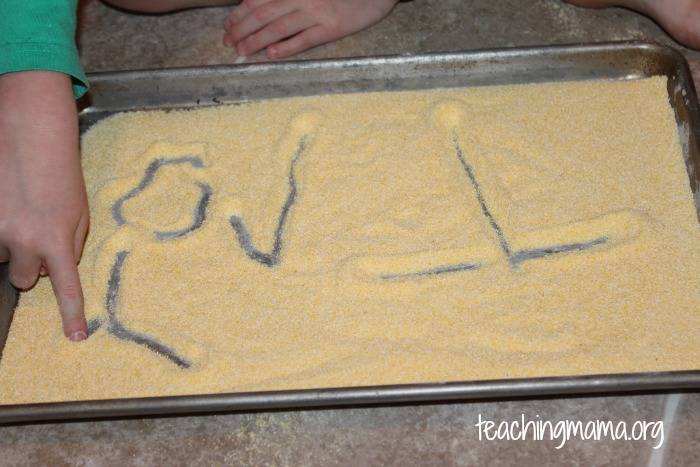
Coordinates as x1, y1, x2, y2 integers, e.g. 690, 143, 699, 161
475, 414, 664, 449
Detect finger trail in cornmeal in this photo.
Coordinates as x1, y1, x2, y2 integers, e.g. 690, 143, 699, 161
0, 78, 697, 404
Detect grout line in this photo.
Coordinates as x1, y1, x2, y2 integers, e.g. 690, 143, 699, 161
647, 393, 684, 467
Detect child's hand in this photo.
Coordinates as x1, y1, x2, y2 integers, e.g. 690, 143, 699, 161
223, 0, 399, 59
0, 71, 89, 341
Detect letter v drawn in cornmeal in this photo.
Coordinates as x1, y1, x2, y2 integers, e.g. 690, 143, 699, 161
227, 111, 322, 267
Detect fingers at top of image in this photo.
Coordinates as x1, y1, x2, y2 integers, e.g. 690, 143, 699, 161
223, 0, 296, 46
235, 10, 317, 56
265, 24, 332, 59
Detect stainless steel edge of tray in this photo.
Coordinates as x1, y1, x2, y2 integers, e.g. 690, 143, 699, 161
1, 41, 699, 424
1, 371, 699, 424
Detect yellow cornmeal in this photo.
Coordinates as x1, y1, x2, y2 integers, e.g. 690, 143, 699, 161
1, 77, 699, 404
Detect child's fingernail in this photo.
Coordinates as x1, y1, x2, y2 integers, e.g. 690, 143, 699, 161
267, 47, 280, 60
69, 331, 87, 342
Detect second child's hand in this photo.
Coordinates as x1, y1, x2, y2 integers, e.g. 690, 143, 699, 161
223, 0, 400, 59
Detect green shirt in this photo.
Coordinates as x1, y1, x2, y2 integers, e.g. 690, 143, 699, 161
0, 0, 88, 98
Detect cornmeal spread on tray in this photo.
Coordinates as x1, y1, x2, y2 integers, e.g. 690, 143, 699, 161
0, 77, 698, 404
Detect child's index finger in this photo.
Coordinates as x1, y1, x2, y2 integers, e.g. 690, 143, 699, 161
45, 248, 87, 342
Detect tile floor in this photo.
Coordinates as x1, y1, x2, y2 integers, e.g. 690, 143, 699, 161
1, 0, 699, 465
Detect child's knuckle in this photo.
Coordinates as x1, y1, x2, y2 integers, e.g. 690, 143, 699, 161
253, 4, 276, 23
272, 17, 291, 36
59, 282, 83, 300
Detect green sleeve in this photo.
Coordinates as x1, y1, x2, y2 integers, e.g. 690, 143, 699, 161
0, 0, 89, 98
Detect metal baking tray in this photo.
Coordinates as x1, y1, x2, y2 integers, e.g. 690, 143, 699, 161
1, 41, 699, 424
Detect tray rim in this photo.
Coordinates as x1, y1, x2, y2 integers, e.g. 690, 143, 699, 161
1, 41, 699, 424
81, 40, 688, 82
80, 40, 699, 113
1, 370, 698, 424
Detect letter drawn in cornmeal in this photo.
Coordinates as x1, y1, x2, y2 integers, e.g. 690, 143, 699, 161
350, 100, 649, 280
449, 129, 609, 267
228, 111, 321, 267
90, 151, 211, 368
112, 155, 212, 237
89, 250, 193, 368
229, 137, 306, 267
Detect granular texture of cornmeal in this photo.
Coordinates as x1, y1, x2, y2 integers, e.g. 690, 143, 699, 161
0, 77, 698, 404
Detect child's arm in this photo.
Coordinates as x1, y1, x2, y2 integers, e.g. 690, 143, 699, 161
223, 0, 400, 59
0, 70, 89, 341
0, 0, 90, 340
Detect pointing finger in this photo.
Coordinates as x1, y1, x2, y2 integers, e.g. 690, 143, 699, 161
45, 246, 87, 342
